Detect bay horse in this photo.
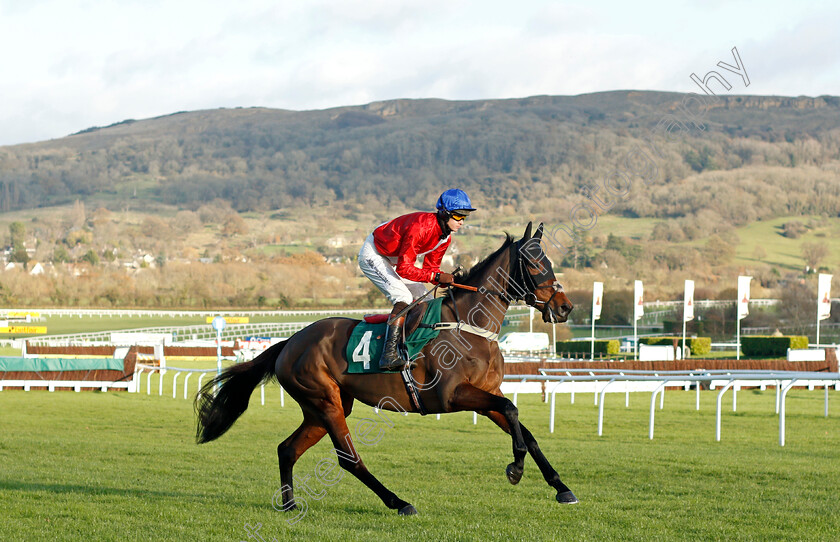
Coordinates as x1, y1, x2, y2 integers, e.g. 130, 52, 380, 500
195, 222, 577, 515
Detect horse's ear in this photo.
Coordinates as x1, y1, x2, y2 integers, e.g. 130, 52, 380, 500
523, 222, 533, 240
534, 223, 544, 240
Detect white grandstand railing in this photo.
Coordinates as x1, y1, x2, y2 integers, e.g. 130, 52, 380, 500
28, 321, 313, 345
1, 300, 790, 318
26, 307, 534, 345
744, 322, 840, 334
5, 306, 533, 318
4, 308, 383, 318
642, 298, 781, 309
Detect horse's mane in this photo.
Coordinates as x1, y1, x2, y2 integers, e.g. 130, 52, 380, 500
458, 234, 515, 287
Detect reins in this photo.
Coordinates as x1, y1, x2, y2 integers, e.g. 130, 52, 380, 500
397, 235, 563, 327
449, 239, 559, 309
392, 285, 439, 320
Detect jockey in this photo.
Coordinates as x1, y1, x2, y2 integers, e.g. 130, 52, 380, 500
358, 188, 476, 370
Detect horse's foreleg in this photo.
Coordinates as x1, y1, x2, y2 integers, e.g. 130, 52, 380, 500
482, 411, 578, 504
449, 384, 528, 483
277, 419, 327, 512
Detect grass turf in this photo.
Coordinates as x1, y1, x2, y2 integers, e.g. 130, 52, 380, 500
1, 386, 838, 541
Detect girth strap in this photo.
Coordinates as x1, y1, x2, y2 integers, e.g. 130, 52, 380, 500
400, 366, 427, 415
428, 322, 499, 342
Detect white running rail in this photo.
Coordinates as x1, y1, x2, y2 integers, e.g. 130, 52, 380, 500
134, 364, 285, 407
503, 370, 839, 447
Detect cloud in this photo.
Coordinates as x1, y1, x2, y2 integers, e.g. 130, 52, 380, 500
740, 10, 840, 95
0, 0, 837, 146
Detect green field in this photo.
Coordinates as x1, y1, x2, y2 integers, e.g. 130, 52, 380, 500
731, 215, 840, 270
580, 214, 840, 273
2, 385, 838, 541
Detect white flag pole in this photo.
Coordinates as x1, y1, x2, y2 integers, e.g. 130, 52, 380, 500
634, 313, 638, 360
682, 280, 694, 359
737, 276, 752, 361
591, 282, 603, 361
634, 280, 643, 360
817, 274, 833, 347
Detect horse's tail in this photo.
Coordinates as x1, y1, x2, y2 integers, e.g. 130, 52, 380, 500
194, 339, 287, 444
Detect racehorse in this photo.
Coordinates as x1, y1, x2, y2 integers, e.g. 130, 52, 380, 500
195, 222, 577, 515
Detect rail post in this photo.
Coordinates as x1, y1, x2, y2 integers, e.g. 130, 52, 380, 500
715, 379, 736, 442
183, 373, 193, 400
648, 381, 668, 440
172, 372, 182, 399
597, 378, 619, 436
779, 379, 799, 446
825, 383, 830, 418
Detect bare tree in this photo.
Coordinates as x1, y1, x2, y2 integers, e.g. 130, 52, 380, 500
171, 210, 201, 234
801, 242, 828, 270
704, 235, 735, 266
221, 213, 248, 237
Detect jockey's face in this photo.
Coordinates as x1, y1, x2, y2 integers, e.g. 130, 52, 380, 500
447, 216, 463, 232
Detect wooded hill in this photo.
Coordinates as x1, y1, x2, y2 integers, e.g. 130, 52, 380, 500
1, 91, 839, 231
1, 91, 839, 316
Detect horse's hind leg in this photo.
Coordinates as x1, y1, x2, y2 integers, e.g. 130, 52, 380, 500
276, 416, 327, 512
276, 391, 356, 513
482, 411, 578, 504
316, 397, 417, 516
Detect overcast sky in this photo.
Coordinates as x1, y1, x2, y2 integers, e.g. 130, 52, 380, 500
0, 0, 837, 146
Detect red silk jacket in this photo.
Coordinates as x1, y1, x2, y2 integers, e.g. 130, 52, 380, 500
373, 212, 451, 283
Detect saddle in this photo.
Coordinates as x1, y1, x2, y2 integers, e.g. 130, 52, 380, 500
363, 302, 429, 337
347, 299, 442, 375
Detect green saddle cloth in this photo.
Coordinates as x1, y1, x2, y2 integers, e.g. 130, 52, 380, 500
346, 298, 444, 374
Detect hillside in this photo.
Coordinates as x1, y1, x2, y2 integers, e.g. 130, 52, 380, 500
0, 91, 838, 314
1, 91, 839, 224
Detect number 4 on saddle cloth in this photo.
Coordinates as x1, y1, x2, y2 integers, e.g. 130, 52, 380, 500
346, 298, 444, 374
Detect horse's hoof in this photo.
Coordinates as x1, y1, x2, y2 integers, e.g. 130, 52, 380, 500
506, 463, 523, 485
398, 504, 418, 516
556, 490, 579, 504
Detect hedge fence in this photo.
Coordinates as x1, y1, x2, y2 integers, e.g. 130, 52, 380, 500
741, 336, 809, 357
555, 340, 620, 355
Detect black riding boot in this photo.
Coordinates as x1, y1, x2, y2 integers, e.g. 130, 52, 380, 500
379, 302, 409, 371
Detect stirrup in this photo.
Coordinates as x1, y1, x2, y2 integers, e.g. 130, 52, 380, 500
379, 340, 406, 371
379, 355, 405, 371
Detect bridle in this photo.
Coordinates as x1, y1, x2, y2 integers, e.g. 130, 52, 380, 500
459, 238, 565, 320
509, 239, 566, 321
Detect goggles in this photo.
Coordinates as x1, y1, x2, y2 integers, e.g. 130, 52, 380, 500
450, 212, 468, 222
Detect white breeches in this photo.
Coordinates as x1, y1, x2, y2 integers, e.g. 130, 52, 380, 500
358, 233, 428, 305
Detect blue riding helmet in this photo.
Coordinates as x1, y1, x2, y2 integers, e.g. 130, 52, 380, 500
436, 189, 476, 213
